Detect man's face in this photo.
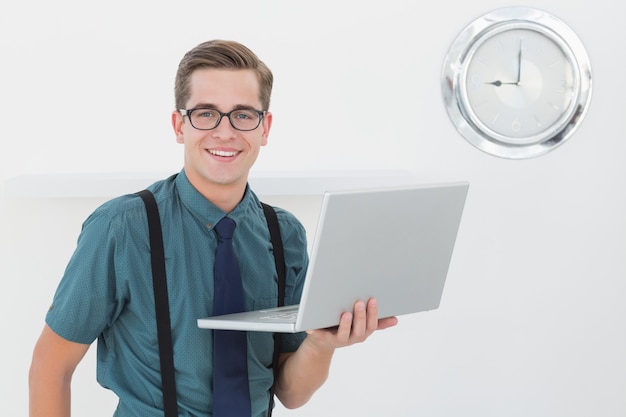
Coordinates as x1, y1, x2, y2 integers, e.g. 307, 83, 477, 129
172, 68, 272, 196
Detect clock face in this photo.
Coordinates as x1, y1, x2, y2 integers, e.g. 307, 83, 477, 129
442, 7, 592, 159
462, 27, 577, 144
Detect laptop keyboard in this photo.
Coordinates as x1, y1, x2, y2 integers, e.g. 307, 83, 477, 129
259, 305, 299, 320
260, 312, 298, 320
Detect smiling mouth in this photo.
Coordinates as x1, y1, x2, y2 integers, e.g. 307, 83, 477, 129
209, 149, 239, 157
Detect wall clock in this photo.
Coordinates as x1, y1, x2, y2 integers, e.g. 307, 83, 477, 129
441, 7, 592, 159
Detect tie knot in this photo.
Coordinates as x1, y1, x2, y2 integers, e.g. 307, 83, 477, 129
215, 217, 236, 240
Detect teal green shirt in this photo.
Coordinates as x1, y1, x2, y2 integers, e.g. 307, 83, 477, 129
46, 170, 309, 416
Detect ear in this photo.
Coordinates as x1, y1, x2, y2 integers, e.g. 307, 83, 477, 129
260, 112, 273, 147
172, 110, 185, 144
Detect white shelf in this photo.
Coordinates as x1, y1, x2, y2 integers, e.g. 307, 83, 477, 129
4, 170, 417, 198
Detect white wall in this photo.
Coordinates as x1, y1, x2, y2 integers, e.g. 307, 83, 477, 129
2, 1, 625, 416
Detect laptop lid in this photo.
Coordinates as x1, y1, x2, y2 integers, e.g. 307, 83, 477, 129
197, 182, 469, 332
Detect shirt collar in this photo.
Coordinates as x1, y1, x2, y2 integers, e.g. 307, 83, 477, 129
175, 169, 260, 231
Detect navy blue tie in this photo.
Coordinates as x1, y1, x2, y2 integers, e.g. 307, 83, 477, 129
213, 217, 251, 416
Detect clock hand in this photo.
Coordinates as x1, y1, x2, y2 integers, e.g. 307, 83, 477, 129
486, 41, 523, 87
486, 80, 518, 87
516, 39, 522, 84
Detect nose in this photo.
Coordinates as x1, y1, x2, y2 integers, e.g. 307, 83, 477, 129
211, 114, 237, 137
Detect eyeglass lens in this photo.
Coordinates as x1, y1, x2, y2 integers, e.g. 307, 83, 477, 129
188, 108, 261, 131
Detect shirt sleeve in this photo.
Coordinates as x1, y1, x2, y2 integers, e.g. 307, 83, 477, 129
46, 204, 127, 344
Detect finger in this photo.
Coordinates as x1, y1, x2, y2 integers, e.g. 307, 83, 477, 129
335, 311, 353, 343
366, 298, 380, 332
377, 316, 399, 330
350, 300, 367, 341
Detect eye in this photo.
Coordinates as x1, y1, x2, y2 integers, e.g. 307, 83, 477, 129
194, 109, 218, 118
232, 110, 256, 120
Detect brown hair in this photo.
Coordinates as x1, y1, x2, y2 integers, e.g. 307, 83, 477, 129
174, 40, 273, 111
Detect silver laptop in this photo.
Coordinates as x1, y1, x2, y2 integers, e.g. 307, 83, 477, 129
197, 182, 469, 333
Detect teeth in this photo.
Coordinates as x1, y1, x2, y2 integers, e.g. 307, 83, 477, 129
210, 150, 237, 157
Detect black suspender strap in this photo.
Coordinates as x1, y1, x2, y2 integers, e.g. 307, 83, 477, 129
137, 190, 286, 417
136, 190, 179, 417
261, 202, 287, 417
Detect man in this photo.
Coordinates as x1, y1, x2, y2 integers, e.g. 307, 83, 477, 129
29, 39, 398, 416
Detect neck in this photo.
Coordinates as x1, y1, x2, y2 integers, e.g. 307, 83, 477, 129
184, 169, 248, 213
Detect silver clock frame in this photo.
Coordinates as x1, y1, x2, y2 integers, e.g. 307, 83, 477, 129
441, 7, 592, 159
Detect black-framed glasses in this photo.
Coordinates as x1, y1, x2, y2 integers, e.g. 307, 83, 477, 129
179, 107, 265, 131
